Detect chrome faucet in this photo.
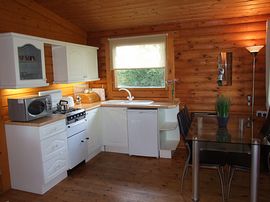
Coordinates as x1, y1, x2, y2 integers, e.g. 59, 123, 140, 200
119, 88, 134, 101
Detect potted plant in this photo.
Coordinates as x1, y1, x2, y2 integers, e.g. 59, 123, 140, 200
216, 95, 231, 128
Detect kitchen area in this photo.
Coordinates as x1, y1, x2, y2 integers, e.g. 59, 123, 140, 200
0, 32, 179, 195
1, 1, 270, 201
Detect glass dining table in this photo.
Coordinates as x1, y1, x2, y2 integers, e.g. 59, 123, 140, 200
186, 113, 263, 202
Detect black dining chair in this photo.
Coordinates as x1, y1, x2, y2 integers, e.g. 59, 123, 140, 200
226, 150, 251, 199
227, 108, 270, 199
259, 108, 270, 171
177, 108, 226, 202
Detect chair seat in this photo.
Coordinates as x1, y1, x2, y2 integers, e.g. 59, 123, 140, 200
186, 140, 227, 166
188, 149, 227, 166
227, 152, 251, 169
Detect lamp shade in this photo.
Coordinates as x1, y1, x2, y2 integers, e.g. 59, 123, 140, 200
246, 45, 264, 53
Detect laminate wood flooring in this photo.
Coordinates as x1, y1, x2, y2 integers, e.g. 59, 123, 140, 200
0, 149, 269, 202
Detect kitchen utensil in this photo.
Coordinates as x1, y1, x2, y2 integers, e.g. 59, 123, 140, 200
58, 100, 69, 111
61, 96, 75, 107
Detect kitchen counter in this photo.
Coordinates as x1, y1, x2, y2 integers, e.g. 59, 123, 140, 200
100, 100, 179, 109
5, 114, 65, 127
75, 102, 101, 111
5, 100, 179, 126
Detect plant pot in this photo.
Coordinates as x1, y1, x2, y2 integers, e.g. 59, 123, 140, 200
217, 116, 229, 128
216, 128, 231, 142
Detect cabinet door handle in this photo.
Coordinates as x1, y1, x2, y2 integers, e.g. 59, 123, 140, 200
81, 140, 85, 143
86, 137, 90, 140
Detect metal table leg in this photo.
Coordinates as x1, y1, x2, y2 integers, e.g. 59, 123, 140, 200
251, 138, 260, 202
192, 137, 200, 201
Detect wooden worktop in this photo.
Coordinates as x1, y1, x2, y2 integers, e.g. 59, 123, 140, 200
100, 101, 179, 109
5, 100, 179, 127
5, 114, 65, 127
75, 100, 179, 109
75, 102, 101, 111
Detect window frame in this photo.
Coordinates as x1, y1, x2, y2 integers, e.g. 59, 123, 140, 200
105, 32, 175, 100
109, 34, 167, 89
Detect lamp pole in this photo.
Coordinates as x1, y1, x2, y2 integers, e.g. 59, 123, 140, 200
251, 52, 257, 138
246, 45, 264, 138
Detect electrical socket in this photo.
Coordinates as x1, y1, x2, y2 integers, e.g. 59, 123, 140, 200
247, 95, 252, 106
256, 111, 268, 118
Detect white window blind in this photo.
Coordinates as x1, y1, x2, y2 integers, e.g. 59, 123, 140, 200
109, 34, 167, 70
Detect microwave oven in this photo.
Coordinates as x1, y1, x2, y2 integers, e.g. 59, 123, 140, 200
8, 95, 53, 121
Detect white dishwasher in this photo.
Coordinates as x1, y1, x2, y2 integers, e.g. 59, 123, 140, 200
127, 109, 159, 157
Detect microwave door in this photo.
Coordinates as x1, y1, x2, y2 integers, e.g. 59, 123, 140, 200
27, 99, 46, 118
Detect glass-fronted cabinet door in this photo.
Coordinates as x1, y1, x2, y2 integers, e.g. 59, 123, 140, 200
18, 44, 43, 80
0, 33, 48, 88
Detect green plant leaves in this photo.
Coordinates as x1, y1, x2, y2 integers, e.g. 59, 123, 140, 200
216, 95, 231, 117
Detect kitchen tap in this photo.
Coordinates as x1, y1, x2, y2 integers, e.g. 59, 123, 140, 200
119, 88, 134, 101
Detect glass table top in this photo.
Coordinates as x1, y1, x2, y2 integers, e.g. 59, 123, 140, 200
186, 114, 264, 145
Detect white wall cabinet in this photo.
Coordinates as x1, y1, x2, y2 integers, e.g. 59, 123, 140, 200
0, 33, 48, 88
85, 108, 102, 161
101, 107, 128, 153
52, 44, 99, 83
5, 119, 68, 194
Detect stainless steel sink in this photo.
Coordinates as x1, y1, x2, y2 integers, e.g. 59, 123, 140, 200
102, 100, 154, 105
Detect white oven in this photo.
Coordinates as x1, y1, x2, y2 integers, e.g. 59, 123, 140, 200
67, 117, 88, 169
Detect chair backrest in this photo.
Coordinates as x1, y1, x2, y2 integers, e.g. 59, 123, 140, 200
177, 109, 190, 140
260, 107, 270, 137
183, 105, 192, 128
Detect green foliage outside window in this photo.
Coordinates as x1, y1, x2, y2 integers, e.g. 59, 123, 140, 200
115, 68, 165, 88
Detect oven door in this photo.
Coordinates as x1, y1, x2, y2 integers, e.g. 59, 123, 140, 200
67, 130, 87, 169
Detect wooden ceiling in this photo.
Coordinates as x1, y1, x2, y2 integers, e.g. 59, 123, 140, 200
35, 0, 270, 32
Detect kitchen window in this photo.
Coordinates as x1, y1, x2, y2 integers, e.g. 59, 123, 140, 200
109, 34, 167, 88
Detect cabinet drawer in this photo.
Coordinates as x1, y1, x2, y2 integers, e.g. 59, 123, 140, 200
43, 148, 67, 184
41, 132, 67, 161
40, 120, 66, 140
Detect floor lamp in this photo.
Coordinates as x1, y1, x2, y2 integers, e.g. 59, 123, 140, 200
246, 45, 264, 138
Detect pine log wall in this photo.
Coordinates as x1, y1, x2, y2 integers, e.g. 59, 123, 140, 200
0, 0, 88, 192
88, 14, 269, 127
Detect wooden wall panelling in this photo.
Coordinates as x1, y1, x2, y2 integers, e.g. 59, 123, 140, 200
87, 14, 268, 119
0, 89, 10, 193
0, 0, 87, 44
0, 0, 88, 192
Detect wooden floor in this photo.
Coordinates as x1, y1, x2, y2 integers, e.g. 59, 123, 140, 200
0, 149, 270, 202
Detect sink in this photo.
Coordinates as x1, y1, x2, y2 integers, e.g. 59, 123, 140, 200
125, 100, 154, 105
102, 100, 154, 105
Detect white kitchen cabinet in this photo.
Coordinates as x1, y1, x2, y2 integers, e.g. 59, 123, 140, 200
85, 108, 102, 161
0, 33, 48, 88
101, 107, 128, 153
159, 106, 180, 158
52, 44, 99, 83
5, 119, 68, 194
127, 109, 159, 157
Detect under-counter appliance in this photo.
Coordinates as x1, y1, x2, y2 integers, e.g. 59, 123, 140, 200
127, 109, 159, 157
8, 95, 52, 121
54, 107, 88, 170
